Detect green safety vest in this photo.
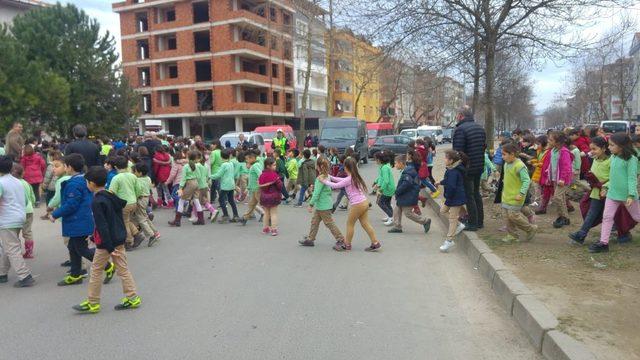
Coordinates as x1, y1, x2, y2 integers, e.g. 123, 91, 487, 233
273, 137, 287, 153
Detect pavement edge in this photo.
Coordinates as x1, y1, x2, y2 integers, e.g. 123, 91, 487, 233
425, 196, 596, 360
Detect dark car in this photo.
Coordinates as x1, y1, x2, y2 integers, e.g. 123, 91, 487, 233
442, 128, 454, 143
368, 135, 412, 158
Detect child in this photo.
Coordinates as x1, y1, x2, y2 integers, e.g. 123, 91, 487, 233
50, 154, 115, 286
569, 136, 611, 244
499, 144, 537, 243
47, 152, 74, 267
299, 157, 345, 246
12, 164, 36, 259
165, 149, 186, 210
153, 145, 172, 207
211, 149, 240, 223
480, 149, 497, 197
258, 157, 283, 236
20, 144, 46, 207
132, 163, 160, 246
373, 151, 395, 226
540, 131, 573, 228
235, 151, 249, 202
332, 155, 349, 212
437, 150, 467, 252
169, 151, 202, 227
530, 135, 548, 207
239, 151, 265, 224
286, 149, 299, 200
589, 133, 640, 253
104, 157, 117, 190
0, 156, 34, 287
209, 140, 223, 204
109, 156, 146, 248
72, 166, 141, 313
388, 155, 432, 234
295, 149, 315, 208
195, 152, 218, 223
274, 149, 289, 203
42, 150, 61, 206
321, 158, 381, 252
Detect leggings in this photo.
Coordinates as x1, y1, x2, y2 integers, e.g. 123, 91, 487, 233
156, 183, 171, 204
345, 201, 377, 245
600, 198, 640, 244
377, 195, 393, 218
427, 166, 435, 184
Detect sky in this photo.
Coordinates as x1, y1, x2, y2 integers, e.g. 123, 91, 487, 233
62, 0, 640, 113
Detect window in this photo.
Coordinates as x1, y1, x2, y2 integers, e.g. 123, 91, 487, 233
271, 64, 278, 78
195, 60, 212, 82
285, 93, 293, 112
170, 92, 180, 106
138, 67, 150, 87
196, 90, 213, 110
193, 31, 210, 52
269, 7, 276, 21
157, 7, 176, 23
271, 37, 278, 50
157, 34, 177, 51
192, 1, 209, 23
283, 41, 292, 60
272, 91, 279, 105
137, 39, 149, 60
135, 12, 148, 32
284, 67, 292, 86
260, 92, 268, 104
282, 11, 291, 25
157, 62, 178, 80
168, 64, 178, 78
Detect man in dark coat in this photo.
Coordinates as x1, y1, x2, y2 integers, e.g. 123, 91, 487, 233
140, 131, 162, 157
5, 122, 24, 161
65, 124, 101, 167
452, 106, 487, 231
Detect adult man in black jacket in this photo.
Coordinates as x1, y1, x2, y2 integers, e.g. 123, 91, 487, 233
65, 124, 101, 167
452, 106, 487, 231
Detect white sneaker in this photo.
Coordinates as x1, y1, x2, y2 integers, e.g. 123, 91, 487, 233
440, 240, 455, 253
454, 223, 466, 236
381, 217, 389, 222
384, 219, 394, 226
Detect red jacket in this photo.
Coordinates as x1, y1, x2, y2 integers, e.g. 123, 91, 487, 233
20, 153, 46, 185
573, 136, 591, 175
152, 152, 172, 183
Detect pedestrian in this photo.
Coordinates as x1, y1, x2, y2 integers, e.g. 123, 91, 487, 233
589, 133, 640, 253
388, 155, 433, 235
321, 157, 381, 252
499, 143, 538, 243
46, 152, 74, 267
132, 163, 160, 247
209, 140, 223, 204
258, 157, 283, 236
50, 154, 115, 286
452, 106, 487, 231
295, 149, 315, 208
11, 164, 36, 259
0, 156, 35, 287
165, 149, 186, 211
64, 124, 101, 167
234, 151, 249, 202
239, 150, 265, 225
331, 155, 349, 212
210, 149, 240, 223
168, 151, 202, 227
20, 144, 46, 207
104, 157, 117, 190
299, 157, 345, 247
109, 156, 146, 248
540, 131, 573, 228
5, 122, 25, 161
42, 150, 62, 210
153, 145, 172, 207
72, 166, 141, 313
274, 148, 289, 203
285, 149, 299, 201
436, 150, 467, 252
372, 151, 395, 226
195, 151, 218, 223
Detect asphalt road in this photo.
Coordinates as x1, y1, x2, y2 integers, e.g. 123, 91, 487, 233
0, 162, 540, 360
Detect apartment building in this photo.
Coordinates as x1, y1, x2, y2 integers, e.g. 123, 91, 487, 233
629, 32, 640, 122
113, 0, 296, 139
330, 29, 381, 123
0, 0, 46, 24
292, 1, 327, 130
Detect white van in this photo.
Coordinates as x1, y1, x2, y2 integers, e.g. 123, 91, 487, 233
400, 128, 418, 140
417, 125, 444, 144
219, 132, 265, 154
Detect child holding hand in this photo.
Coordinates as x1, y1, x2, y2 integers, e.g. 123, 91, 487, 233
258, 158, 283, 236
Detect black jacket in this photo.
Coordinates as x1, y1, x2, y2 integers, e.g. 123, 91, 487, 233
395, 165, 420, 207
452, 116, 486, 176
92, 190, 127, 253
65, 139, 101, 167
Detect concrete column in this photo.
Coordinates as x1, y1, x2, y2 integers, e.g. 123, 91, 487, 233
182, 118, 190, 138
139, 119, 146, 134
235, 116, 243, 132
161, 119, 169, 132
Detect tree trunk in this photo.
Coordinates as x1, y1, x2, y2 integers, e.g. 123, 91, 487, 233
472, 32, 481, 114
298, 22, 314, 149
484, 38, 496, 149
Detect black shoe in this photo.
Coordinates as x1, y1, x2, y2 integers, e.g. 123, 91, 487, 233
132, 233, 145, 249
388, 228, 403, 233
331, 206, 337, 214
14, 274, 35, 288
423, 219, 432, 233
588, 242, 609, 253
463, 225, 479, 232
148, 213, 154, 221
569, 232, 585, 245
534, 209, 547, 215
299, 237, 315, 246
60, 260, 71, 267
0, 275, 7, 283
553, 217, 570, 228
238, 218, 247, 226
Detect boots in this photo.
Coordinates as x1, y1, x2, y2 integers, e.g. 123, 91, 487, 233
193, 211, 205, 225
168, 212, 182, 227
23, 240, 34, 259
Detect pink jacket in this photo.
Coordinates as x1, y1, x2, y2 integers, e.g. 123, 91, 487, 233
165, 159, 186, 186
321, 175, 367, 205
20, 153, 46, 185
540, 146, 573, 186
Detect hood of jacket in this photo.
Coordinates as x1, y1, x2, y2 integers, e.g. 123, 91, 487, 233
456, 115, 475, 126
402, 164, 418, 178
97, 189, 126, 210
446, 160, 466, 173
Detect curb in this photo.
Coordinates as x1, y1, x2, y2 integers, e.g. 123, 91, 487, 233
425, 196, 596, 360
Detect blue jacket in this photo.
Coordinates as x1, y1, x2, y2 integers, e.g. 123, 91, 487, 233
105, 169, 117, 190
395, 165, 420, 207
442, 163, 467, 207
51, 174, 95, 237
493, 146, 503, 166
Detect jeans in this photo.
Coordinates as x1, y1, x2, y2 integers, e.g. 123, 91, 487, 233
333, 188, 348, 209
171, 184, 180, 210
210, 180, 220, 204
280, 176, 289, 200
377, 195, 393, 217
578, 198, 605, 237
219, 190, 238, 218
463, 172, 483, 227
297, 185, 308, 206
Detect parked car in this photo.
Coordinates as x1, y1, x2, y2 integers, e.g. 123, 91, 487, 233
417, 125, 444, 144
399, 128, 418, 140
219, 132, 265, 154
600, 121, 629, 135
368, 135, 412, 158
442, 128, 454, 143
253, 125, 297, 154
366, 122, 394, 147
319, 118, 368, 163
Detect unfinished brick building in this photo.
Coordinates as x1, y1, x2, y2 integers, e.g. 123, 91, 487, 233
113, 0, 296, 138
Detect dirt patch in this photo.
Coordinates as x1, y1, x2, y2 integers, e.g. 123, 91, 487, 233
479, 199, 640, 360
